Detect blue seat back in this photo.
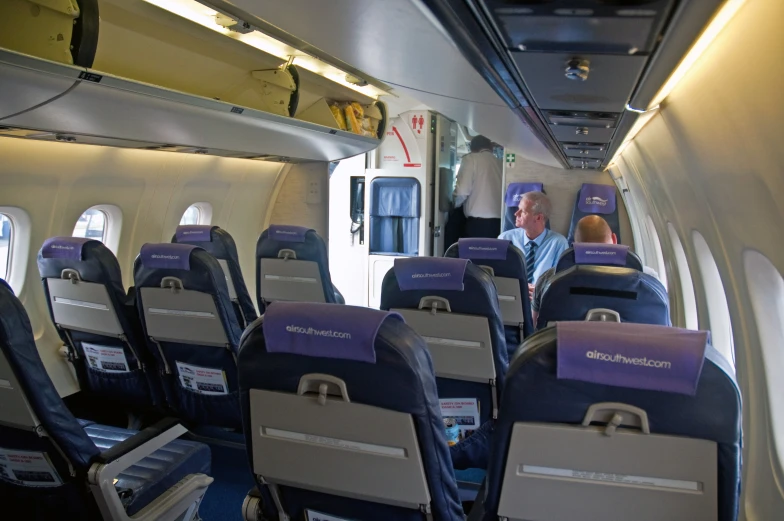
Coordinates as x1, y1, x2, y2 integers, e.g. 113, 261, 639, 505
538, 243, 669, 329
503, 182, 544, 232
134, 243, 243, 428
482, 322, 741, 521
256, 225, 342, 313
0, 279, 101, 519
567, 183, 622, 244
380, 257, 508, 426
369, 177, 420, 256
172, 225, 257, 328
237, 301, 464, 521
37, 237, 160, 409
445, 238, 534, 345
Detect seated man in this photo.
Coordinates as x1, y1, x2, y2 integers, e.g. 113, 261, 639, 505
532, 215, 660, 324
499, 191, 568, 300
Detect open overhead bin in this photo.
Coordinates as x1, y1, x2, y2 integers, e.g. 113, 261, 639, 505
0, 0, 390, 161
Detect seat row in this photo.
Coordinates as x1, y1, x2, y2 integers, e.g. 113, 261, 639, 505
1, 277, 741, 520
36, 224, 342, 428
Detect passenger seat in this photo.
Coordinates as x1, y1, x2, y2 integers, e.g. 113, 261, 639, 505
237, 301, 465, 521
133, 243, 244, 429
445, 237, 534, 351
172, 224, 258, 328
537, 243, 669, 329
475, 321, 741, 521
0, 278, 213, 521
37, 237, 161, 412
255, 224, 344, 313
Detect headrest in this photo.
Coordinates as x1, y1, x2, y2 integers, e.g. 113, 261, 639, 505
40, 237, 96, 260
140, 243, 200, 270
268, 224, 312, 243
175, 225, 216, 242
505, 182, 543, 207
457, 238, 510, 260
577, 183, 616, 215
573, 243, 629, 266
556, 322, 707, 395
393, 257, 468, 291
262, 301, 403, 363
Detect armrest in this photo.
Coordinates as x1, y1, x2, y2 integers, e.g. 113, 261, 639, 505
465, 477, 487, 521
97, 417, 182, 465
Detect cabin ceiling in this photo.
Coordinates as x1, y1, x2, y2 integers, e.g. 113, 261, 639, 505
218, 0, 726, 170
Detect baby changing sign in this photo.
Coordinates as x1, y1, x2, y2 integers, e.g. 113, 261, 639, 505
0, 448, 62, 487
176, 362, 228, 395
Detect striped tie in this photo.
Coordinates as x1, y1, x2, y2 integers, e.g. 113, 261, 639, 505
525, 242, 537, 283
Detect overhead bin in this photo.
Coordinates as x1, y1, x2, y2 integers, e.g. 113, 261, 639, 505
511, 52, 647, 113
550, 124, 615, 144
0, 0, 389, 161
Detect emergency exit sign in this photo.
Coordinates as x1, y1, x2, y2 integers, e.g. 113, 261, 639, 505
506, 153, 515, 168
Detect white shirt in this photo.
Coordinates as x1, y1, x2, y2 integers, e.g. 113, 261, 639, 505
453, 150, 502, 219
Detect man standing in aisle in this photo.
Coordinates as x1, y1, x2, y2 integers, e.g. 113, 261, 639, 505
499, 191, 568, 299
452, 135, 503, 239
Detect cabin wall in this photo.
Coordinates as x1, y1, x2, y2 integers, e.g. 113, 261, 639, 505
0, 137, 284, 396
268, 162, 330, 239
505, 156, 633, 245
611, 0, 784, 517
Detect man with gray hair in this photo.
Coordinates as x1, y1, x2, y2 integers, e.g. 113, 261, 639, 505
499, 191, 568, 296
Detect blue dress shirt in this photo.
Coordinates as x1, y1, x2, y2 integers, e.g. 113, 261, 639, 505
498, 228, 569, 284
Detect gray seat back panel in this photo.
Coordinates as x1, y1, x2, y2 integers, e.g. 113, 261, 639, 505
0, 351, 40, 430
140, 287, 229, 346
391, 308, 495, 383
493, 275, 525, 327
498, 422, 718, 521
46, 279, 124, 337
259, 258, 326, 303
249, 388, 431, 509
217, 259, 238, 301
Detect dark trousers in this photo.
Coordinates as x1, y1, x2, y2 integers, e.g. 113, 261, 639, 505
464, 217, 501, 239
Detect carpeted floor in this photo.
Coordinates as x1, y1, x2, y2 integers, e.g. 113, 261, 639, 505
199, 443, 255, 521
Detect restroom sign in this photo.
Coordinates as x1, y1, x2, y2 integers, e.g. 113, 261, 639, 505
506, 153, 516, 168
409, 114, 426, 134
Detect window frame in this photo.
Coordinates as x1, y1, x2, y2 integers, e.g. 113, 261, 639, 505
179, 202, 213, 226
0, 207, 31, 293
0, 213, 13, 281
646, 215, 668, 290
667, 222, 698, 330
72, 205, 123, 254
692, 230, 735, 366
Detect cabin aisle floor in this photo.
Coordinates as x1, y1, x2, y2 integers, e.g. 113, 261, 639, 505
200, 443, 252, 521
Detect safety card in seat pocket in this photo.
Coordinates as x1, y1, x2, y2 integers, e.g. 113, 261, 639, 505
176, 361, 228, 395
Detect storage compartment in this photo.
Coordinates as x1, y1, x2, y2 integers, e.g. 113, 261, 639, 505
562, 143, 607, 160
369, 178, 421, 256
546, 111, 619, 129
568, 158, 603, 169
551, 125, 615, 144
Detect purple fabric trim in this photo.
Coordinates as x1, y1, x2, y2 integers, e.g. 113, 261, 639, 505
268, 224, 311, 243
263, 302, 404, 363
577, 184, 616, 214
557, 322, 708, 396
394, 257, 468, 291
573, 243, 629, 266
41, 237, 93, 260
140, 243, 197, 270
458, 238, 510, 260
176, 225, 214, 243
504, 182, 544, 207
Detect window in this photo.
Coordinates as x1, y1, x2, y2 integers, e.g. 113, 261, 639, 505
71, 205, 122, 253
693, 231, 735, 365
744, 250, 784, 467
179, 203, 213, 226
667, 223, 698, 330
0, 214, 12, 280
73, 208, 107, 243
646, 215, 668, 290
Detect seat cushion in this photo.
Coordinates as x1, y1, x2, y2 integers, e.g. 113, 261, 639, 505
85, 424, 211, 516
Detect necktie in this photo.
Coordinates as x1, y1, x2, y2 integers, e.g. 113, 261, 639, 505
525, 242, 537, 283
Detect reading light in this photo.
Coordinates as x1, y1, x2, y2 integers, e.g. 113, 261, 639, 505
647, 0, 747, 108
141, 0, 387, 99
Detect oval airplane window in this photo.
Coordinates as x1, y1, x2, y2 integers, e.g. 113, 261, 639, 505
744, 250, 784, 468
0, 213, 12, 280
667, 223, 698, 330
180, 203, 213, 226
646, 215, 668, 290
73, 208, 107, 242
692, 231, 735, 366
